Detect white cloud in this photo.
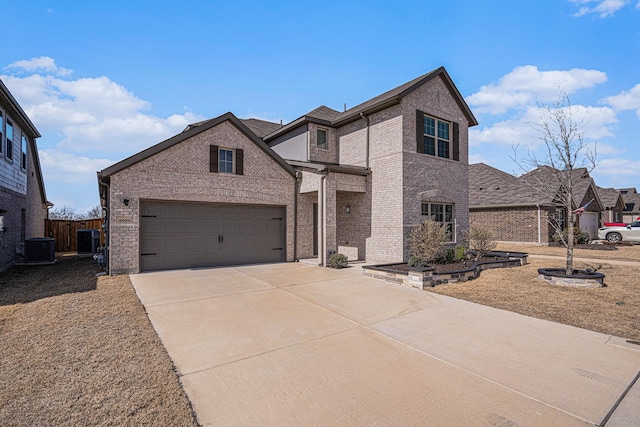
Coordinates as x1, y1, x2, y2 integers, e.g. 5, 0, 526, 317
5, 56, 72, 77
602, 83, 640, 118
595, 158, 640, 177
470, 105, 618, 149
570, 0, 631, 17
1, 68, 206, 153
466, 65, 607, 114
38, 150, 114, 184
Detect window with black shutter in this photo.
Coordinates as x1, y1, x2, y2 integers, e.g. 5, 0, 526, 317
416, 111, 459, 161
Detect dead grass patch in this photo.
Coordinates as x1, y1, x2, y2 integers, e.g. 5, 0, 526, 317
429, 245, 640, 341
0, 256, 198, 426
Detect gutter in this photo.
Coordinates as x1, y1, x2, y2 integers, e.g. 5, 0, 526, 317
293, 171, 300, 261
537, 204, 542, 245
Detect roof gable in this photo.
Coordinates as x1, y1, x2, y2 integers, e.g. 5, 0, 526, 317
99, 112, 295, 179
332, 67, 478, 127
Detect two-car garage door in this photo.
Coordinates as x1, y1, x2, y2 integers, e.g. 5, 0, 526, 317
140, 201, 285, 272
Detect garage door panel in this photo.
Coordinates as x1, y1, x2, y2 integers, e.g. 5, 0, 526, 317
140, 201, 285, 271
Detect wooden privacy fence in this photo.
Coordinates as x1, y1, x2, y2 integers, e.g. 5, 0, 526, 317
45, 219, 105, 252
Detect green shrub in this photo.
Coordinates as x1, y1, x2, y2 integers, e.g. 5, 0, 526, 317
409, 220, 449, 262
408, 255, 428, 267
327, 253, 348, 269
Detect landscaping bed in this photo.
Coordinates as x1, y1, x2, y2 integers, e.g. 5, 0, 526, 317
363, 252, 527, 288
0, 255, 198, 426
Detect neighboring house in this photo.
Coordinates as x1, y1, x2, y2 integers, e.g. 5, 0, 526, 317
0, 79, 51, 271
617, 187, 640, 223
469, 164, 603, 244
98, 67, 478, 274
597, 187, 625, 225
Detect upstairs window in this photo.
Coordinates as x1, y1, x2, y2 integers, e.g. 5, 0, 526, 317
6, 120, 13, 160
21, 135, 27, 170
317, 128, 327, 150
209, 145, 244, 175
0, 110, 3, 155
421, 202, 454, 239
219, 148, 234, 173
416, 111, 459, 161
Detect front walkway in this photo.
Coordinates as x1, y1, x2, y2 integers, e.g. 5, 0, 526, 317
130, 263, 640, 426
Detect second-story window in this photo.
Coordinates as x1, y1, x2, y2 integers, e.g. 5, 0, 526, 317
0, 111, 3, 156
6, 120, 13, 161
416, 110, 459, 161
317, 128, 327, 150
219, 148, 234, 174
209, 145, 244, 175
21, 135, 28, 170
422, 115, 449, 159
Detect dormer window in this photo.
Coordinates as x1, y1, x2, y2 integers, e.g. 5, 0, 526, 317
317, 128, 328, 150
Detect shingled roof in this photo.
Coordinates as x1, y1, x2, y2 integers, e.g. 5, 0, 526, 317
469, 163, 550, 207
264, 66, 478, 142
597, 187, 624, 210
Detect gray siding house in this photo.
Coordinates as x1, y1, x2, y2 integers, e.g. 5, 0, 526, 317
98, 67, 477, 274
0, 79, 51, 271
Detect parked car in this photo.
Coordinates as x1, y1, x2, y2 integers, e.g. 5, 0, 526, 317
597, 221, 640, 242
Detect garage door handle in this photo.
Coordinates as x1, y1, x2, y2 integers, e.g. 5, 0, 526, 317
141, 253, 157, 256
218, 235, 224, 244
272, 247, 282, 250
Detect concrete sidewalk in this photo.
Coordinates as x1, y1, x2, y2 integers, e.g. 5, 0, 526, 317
131, 263, 640, 426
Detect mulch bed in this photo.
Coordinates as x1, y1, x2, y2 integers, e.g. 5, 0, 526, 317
382, 257, 510, 274
0, 255, 199, 426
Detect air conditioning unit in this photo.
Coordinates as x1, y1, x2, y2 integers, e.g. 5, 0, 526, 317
24, 238, 56, 262
77, 229, 100, 254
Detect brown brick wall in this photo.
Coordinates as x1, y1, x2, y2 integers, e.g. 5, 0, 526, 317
470, 206, 554, 243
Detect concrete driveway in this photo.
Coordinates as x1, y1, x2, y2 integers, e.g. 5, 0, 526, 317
130, 262, 640, 426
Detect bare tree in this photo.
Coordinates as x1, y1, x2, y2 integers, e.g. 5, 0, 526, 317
513, 94, 597, 275
84, 205, 104, 219
49, 206, 78, 220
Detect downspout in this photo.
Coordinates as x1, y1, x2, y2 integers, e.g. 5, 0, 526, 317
537, 204, 541, 245
293, 170, 300, 261
98, 176, 110, 274
360, 112, 370, 169
319, 171, 328, 266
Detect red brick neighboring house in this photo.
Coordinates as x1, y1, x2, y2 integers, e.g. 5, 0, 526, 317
469, 164, 603, 244
0, 79, 51, 271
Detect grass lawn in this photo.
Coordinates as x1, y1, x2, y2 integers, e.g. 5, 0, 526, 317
429, 243, 640, 342
0, 255, 198, 426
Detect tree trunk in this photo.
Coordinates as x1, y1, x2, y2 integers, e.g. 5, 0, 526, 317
566, 205, 574, 276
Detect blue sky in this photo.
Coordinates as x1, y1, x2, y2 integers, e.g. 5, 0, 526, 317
1, 0, 640, 214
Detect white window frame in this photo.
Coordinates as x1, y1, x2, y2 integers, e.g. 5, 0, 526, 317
218, 148, 234, 174
421, 202, 455, 241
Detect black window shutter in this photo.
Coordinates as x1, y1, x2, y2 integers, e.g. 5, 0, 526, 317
416, 110, 425, 154
452, 122, 459, 161
235, 148, 244, 175
210, 145, 218, 172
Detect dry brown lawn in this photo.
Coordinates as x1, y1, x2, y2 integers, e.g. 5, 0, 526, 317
429, 243, 640, 342
0, 255, 198, 426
